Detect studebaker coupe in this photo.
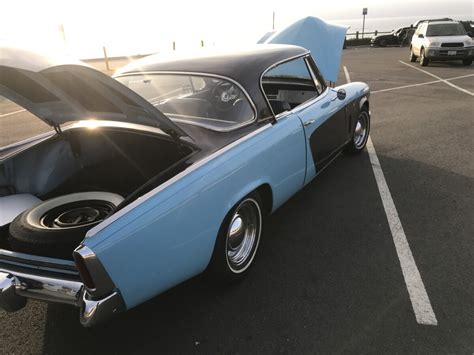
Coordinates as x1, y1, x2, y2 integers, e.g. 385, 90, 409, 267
0, 44, 370, 326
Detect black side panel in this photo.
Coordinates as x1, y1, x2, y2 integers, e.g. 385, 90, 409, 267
309, 107, 347, 170
345, 99, 361, 143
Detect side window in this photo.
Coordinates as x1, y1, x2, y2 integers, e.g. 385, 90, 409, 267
262, 57, 320, 116
420, 24, 427, 35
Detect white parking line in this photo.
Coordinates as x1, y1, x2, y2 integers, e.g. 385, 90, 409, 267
343, 65, 438, 326
0, 109, 26, 118
399, 61, 474, 96
371, 74, 474, 94
343, 66, 351, 84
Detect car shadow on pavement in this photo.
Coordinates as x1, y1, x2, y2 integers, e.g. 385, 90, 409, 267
40, 153, 473, 354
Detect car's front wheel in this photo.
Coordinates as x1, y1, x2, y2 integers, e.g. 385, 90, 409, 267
345, 108, 370, 154
420, 48, 429, 66
462, 59, 472, 66
409, 50, 417, 62
208, 192, 263, 282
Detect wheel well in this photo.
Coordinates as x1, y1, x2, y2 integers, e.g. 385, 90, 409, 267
255, 184, 273, 215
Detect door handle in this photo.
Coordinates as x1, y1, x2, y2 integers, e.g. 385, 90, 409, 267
304, 119, 315, 126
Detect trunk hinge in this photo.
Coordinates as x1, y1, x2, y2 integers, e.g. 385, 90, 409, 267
53, 124, 62, 135
164, 128, 185, 148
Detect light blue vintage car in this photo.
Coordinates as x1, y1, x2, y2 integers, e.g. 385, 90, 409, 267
0, 41, 370, 325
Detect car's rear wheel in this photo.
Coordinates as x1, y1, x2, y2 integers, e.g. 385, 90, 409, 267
409, 49, 417, 62
420, 48, 429, 66
345, 107, 370, 154
208, 192, 263, 282
8, 192, 123, 258
462, 59, 472, 66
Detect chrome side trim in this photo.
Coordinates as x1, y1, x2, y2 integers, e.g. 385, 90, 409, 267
73, 245, 116, 299
114, 71, 258, 133
87, 123, 273, 237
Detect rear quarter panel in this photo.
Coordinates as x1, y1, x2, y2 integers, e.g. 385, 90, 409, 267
83, 114, 306, 309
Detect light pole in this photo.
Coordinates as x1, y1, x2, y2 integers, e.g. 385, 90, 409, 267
362, 8, 368, 38
59, 24, 66, 45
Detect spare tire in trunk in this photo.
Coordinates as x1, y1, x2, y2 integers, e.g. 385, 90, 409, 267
9, 191, 123, 259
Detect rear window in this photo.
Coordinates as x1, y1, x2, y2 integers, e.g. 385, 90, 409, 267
426, 23, 466, 36
0, 96, 52, 148
116, 74, 255, 131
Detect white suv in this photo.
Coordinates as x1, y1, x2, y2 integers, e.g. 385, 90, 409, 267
410, 20, 473, 66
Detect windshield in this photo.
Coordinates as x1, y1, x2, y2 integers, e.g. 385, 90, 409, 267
116, 74, 255, 131
426, 23, 466, 36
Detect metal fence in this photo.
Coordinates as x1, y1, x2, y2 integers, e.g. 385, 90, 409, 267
346, 30, 391, 39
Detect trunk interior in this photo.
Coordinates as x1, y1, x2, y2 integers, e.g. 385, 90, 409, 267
0, 126, 195, 259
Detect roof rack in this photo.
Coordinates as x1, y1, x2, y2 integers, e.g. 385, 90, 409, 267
413, 18, 453, 27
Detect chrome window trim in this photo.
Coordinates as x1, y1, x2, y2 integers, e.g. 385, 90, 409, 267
259, 51, 328, 121
304, 56, 326, 94
114, 71, 258, 133
87, 123, 273, 237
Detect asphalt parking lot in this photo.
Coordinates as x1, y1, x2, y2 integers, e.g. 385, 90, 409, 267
0, 47, 473, 354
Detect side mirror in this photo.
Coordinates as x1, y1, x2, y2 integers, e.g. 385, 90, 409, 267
467, 31, 473, 37
418, 34, 424, 38
337, 89, 346, 100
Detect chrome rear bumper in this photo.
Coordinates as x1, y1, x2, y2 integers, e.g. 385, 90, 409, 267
0, 269, 124, 326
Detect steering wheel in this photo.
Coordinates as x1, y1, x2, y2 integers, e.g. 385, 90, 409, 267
212, 81, 240, 111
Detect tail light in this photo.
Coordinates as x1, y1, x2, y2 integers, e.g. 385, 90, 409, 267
73, 252, 96, 290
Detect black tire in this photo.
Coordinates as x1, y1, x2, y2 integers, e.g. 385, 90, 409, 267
345, 107, 370, 154
462, 59, 472, 66
208, 192, 263, 283
9, 192, 123, 258
420, 48, 429, 66
409, 49, 417, 62
379, 39, 387, 47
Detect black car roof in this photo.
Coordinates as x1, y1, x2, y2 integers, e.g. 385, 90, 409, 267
115, 44, 310, 120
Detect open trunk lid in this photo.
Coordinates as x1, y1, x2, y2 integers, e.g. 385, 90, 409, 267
0, 46, 188, 139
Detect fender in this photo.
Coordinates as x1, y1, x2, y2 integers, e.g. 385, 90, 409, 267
359, 95, 369, 111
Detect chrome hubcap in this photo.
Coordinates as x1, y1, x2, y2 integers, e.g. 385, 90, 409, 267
353, 111, 369, 149
226, 198, 262, 272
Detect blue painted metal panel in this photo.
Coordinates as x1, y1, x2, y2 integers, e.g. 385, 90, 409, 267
84, 113, 306, 309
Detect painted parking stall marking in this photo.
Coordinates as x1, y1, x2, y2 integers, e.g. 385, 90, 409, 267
344, 66, 438, 326
399, 61, 474, 96
0, 109, 26, 117
371, 73, 474, 94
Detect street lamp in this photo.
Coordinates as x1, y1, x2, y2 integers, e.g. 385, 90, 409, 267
362, 8, 368, 38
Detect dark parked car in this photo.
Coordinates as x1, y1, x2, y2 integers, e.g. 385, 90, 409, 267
371, 27, 413, 47
459, 21, 474, 37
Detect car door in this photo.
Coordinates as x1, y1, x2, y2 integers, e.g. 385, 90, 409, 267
261, 56, 347, 184
412, 24, 425, 54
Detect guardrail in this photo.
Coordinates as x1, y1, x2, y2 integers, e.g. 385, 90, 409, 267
346, 30, 391, 39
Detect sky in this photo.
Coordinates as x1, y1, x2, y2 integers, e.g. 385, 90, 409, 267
1, 0, 472, 58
